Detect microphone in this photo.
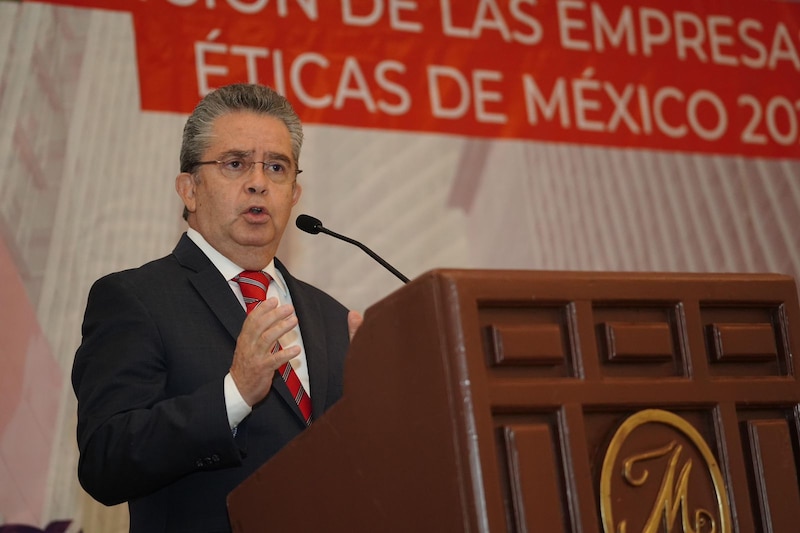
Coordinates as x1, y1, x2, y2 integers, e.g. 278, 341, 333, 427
295, 214, 410, 284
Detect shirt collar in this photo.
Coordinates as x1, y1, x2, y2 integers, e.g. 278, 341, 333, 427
185, 228, 288, 296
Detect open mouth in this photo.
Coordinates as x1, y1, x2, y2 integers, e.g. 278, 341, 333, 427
249, 207, 264, 214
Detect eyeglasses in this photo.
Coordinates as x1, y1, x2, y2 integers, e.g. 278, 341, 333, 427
194, 157, 302, 185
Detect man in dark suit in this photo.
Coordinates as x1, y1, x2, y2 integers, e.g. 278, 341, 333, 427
72, 83, 362, 532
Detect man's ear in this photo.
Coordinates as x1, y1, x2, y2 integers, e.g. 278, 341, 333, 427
291, 182, 302, 206
176, 172, 197, 214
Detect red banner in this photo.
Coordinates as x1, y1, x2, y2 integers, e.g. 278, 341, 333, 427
27, 0, 800, 158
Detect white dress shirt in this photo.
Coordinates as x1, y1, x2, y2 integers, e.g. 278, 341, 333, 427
186, 228, 311, 430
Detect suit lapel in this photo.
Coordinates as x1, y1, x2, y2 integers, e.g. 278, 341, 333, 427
172, 234, 245, 340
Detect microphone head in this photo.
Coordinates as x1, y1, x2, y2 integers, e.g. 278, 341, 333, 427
296, 214, 323, 234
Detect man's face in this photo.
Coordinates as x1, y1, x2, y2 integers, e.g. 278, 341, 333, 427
177, 111, 302, 268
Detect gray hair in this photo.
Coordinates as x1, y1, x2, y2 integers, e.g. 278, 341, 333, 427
179, 84, 304, 219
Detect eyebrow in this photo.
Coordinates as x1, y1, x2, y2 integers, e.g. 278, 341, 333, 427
265, 151, 293, 165
215, 150, 294, 165
215, 149, 253, 160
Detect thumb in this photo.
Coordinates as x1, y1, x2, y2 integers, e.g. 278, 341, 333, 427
347, 310, 363, 341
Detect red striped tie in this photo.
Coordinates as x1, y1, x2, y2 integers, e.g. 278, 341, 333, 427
234, 270, 312, 425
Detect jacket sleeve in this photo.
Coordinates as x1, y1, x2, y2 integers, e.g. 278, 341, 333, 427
72, 272, 242, 505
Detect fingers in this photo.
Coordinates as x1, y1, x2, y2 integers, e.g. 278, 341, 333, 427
347, 310, 363, 341
248, 298, 297, 347
230, 298, 301, 406
270, 342, 301, 369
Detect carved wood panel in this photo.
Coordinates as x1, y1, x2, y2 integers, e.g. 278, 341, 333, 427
468, 273, 800, 533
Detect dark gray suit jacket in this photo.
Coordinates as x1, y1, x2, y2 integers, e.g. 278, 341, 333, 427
72, 233, 351, 532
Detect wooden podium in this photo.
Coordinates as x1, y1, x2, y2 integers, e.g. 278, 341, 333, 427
228, 270, 800, 532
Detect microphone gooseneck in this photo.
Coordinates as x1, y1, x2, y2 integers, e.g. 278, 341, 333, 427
295, 214, 410, 284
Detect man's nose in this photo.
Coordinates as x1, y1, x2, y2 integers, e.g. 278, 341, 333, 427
246, 163, 270, 194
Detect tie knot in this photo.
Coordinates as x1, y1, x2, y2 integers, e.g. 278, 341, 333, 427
234, 271, 271, 313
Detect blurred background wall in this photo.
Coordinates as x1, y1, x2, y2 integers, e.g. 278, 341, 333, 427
1, 1, 798, 530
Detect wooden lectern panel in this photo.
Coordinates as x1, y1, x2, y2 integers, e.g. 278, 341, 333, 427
228, 270, 800, 533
